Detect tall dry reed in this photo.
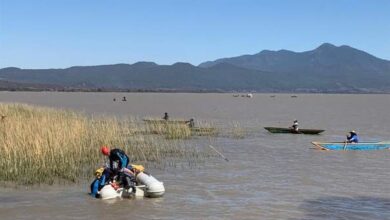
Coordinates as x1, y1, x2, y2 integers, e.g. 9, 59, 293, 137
0, 103, 206, 185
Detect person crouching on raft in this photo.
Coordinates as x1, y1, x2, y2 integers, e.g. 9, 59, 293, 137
101, 146, 136, 191
101, 146, 129, 172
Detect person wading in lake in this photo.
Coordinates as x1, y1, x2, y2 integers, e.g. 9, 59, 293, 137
345, 130, 359, 143
163, 112, 169, 121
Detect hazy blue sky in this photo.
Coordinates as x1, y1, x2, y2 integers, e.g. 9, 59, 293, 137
1, 0, 389, 68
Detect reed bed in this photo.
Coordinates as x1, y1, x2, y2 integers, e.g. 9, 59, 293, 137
143, 117, 218, 138
228, 121, 246, 139
0, 103, 209, 185
143, 118, 192, 139
190, 120, 218, 136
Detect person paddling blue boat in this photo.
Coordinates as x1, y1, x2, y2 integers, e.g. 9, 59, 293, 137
346, 130, 359, 143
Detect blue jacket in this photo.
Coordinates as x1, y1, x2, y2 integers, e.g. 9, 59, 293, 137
90, 168, 112, 198
347, 133, 359, 143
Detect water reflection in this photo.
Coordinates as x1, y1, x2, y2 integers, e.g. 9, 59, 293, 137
292, 196, 390, 220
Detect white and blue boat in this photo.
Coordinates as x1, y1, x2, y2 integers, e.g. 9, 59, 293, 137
312, 141, 390, 151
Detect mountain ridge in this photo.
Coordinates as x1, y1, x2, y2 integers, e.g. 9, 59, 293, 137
1, 43, 390, 93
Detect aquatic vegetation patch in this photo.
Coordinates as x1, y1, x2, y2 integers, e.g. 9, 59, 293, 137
0, 103, 209, 185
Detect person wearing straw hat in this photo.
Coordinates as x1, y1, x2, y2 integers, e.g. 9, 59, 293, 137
346, 130, 359, 143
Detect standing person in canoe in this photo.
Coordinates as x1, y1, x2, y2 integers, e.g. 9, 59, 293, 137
345, 130, 359, 143
163, 112, 169, 121
291, 119, 299, 132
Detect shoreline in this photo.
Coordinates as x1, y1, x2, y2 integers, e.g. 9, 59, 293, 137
1, 89, 390, 94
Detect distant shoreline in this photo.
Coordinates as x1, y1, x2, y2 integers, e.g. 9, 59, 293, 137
1, 88, 390, 94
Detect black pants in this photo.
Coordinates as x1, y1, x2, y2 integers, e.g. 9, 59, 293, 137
117, 172, 136, 190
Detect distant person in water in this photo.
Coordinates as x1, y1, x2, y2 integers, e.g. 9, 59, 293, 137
346, 130, 359, 143
122, 96, 127, 101
186, 118, 195, 128
163, 112, 169, 120
291, 120, 299, 131
113, 98, 116, 102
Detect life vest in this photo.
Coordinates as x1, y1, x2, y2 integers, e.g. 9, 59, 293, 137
95, 167, 105, 178
130, 164, 145, 173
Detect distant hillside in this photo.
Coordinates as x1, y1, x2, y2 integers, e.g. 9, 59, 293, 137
199, 43, 390, 92
1, 43, 390, 93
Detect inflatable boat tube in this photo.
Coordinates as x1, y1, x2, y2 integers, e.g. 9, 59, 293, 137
136, 172, 165, 198
99, 185, 146, 200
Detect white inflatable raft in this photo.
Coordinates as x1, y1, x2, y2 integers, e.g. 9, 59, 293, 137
99, 172, 165, 200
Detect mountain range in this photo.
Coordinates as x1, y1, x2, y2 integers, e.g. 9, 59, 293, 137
1, 43, 390, 93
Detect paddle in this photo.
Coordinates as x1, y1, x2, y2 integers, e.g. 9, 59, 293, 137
343, 141, 348, 150
208, 145, 229, 162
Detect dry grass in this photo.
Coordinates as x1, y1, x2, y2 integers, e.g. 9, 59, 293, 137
143, 118, 192, 139
0, 103, 208, 185
143, 117, 218, 138
229, 121, 246, 139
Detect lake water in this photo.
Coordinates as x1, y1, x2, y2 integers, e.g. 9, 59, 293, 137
0, 92, 389, 219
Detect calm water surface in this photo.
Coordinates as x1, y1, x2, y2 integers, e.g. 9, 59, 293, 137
0, 92, 389, 219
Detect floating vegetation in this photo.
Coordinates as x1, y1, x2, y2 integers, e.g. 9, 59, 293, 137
143, 117, 218, 138
229, 121, 246, 139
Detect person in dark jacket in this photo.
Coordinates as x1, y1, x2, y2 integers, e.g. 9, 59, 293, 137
101, 146, 129, 173
163, 112, 169, 121
101, 146, 135, 190
346, 130, 359, 143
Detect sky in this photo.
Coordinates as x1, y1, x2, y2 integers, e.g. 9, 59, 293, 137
0, 0, 389, 69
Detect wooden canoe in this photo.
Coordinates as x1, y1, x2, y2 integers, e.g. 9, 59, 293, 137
312, 141, 390, 151
264, 127, 324, 135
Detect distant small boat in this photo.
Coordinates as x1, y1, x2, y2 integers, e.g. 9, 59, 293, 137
311, 141, 390, 151
264, 127, 325, 135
